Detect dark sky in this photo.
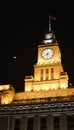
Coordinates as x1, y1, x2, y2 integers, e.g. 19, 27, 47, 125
0, 1, 74, 91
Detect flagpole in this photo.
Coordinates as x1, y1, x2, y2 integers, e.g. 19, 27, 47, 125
49, 14, 56, 32
49, 14, 51, 32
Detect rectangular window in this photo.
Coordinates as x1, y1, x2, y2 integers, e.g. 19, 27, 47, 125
67, 116, 74, 130
54, 116, 60, 130
41, 69, 44, 80
40, 117, 46, 130
14, 118, 21, 130
46, 68, 49, 80
51, 68, 54, 79
27, 117, 33, 130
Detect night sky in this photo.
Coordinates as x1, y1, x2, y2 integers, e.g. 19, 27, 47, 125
0, 1, 74, 91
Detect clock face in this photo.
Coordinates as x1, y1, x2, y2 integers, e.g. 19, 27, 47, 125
41, 48, 54, 60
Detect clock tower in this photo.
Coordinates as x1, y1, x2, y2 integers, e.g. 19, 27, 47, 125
24, 15, 68, 92
37, 32, 61, 64
25, 29, 68, 91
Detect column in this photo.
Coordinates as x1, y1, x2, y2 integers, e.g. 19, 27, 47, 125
60, 113, 67, 130
20, 116, 27, 130
8, 116, 14, 130
47, 114, 53, 130
0, 116, 8, 130
33, 115, 40, 130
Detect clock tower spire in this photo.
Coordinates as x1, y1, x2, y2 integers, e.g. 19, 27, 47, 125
42, 15, 56, 44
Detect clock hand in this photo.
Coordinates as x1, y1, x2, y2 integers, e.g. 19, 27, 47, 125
46, 52, 49, 56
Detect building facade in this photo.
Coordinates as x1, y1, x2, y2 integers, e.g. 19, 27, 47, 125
0, 21, 74, 130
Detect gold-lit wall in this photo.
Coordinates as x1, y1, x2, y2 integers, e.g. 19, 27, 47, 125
14, 88, 74, 101
24, 42, 68, 92
34, 63, 63, 81
0, 85, 15, 104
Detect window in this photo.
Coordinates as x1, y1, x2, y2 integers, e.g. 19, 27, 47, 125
40, 117, 46, 130
67, 116, 74, 130
46, 68, 49, 80
54, 116, 60, 130
51, 68, 54, 79
27, 117, 33, 130
41, 69, 44, 80
14, 118, 21, 130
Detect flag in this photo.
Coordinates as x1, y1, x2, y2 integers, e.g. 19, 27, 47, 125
49, 15, 56, 20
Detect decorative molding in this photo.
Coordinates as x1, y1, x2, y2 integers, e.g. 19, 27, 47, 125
0, 100, 74, 115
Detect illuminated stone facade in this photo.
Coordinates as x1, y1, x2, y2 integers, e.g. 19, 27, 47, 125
25, 41, 68, 92
0, 31, 74, 104
23, 31, 69, 102
0, 26, 74, 130
0, 85, 15, 104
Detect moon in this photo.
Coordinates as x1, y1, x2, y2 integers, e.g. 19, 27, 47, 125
13, 56, 17, 59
